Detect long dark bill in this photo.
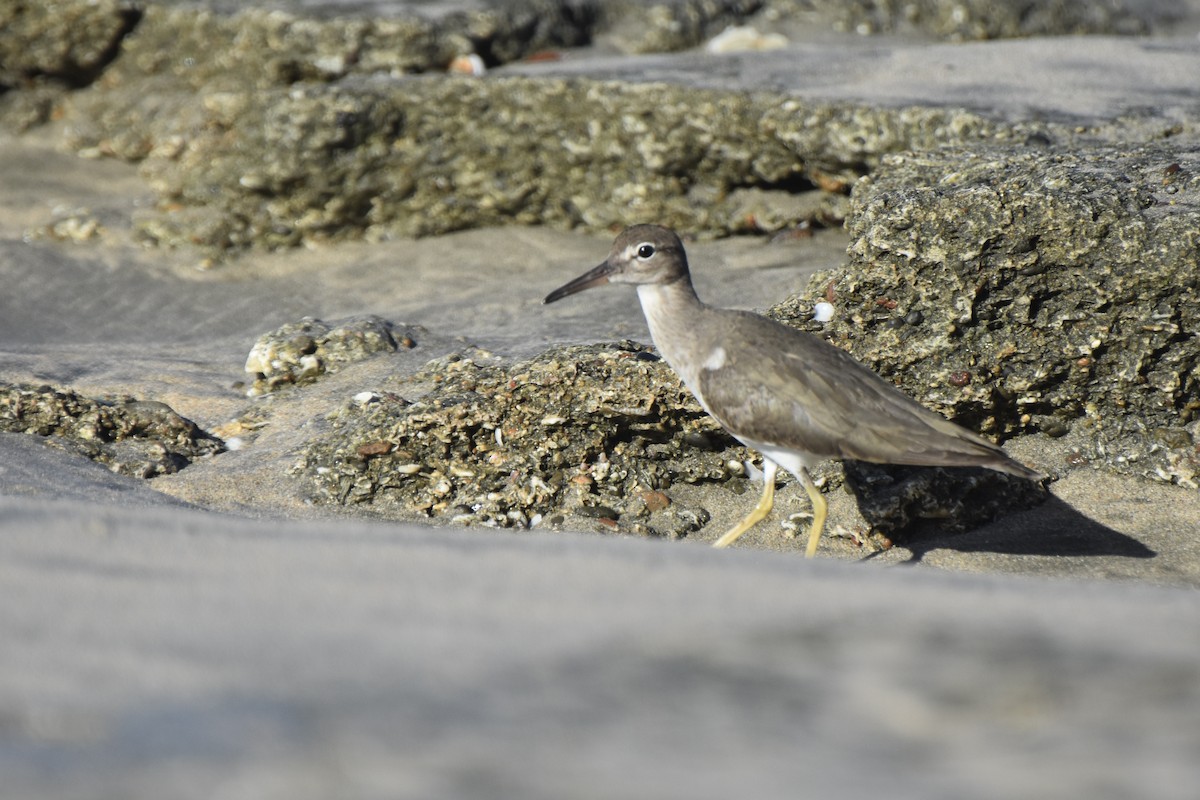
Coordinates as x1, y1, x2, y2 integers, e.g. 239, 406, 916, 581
543, 260, 615, 304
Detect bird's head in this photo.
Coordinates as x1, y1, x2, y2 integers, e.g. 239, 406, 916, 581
543, 224, 690, 304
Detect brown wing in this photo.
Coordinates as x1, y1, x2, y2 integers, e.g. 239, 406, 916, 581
695, 311, 1040, 479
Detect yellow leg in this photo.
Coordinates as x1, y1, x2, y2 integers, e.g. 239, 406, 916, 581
713, 459, 778, 548
799, 468, 827, 559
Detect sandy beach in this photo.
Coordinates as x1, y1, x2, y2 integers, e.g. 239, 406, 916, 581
3, 1, 1200, 796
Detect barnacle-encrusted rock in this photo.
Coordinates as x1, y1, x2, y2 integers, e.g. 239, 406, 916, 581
765, 0, 1150, 39
603, 0, 765, 53
74, 72, 1018, 250
245, 315, 419, 396
0, 0, 139, 130
0, 0, 138, 85
0, 383, 224, 478
47, 0, 601, 148
295, 342, 735, 538
28, 0, 1176, 248
772, 143, 1200, 484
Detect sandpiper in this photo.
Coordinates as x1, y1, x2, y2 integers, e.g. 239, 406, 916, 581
544, 224, 1043, 557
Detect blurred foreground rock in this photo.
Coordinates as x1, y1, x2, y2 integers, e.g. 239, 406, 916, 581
2, 0, 1184, 248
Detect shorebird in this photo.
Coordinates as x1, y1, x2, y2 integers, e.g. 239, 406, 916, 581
544, 224, 1044, 557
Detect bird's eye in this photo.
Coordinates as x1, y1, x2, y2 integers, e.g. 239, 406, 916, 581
637, 244, 655, 259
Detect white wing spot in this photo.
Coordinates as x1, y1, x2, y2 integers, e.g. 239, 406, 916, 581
704, 346, 727, 371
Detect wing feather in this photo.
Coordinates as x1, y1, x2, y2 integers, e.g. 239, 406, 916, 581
694, 311, 1036, 477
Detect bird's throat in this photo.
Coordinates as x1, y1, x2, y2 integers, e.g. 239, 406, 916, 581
636, 280, 706, 385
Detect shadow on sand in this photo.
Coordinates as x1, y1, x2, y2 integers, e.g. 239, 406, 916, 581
843, 462, 1155, 562
878, 494, 1155, 562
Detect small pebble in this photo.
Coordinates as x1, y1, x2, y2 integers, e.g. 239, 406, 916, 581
813, 302, 835, 323
705, 25, 788, 54
448, 54, 486, 76
639, 489, 671, 513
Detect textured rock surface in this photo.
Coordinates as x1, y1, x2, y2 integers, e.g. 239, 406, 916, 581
772, 143, 1200, 484
763, 0, 1153, 39
603, 0, 765, 52
0, 0, 139, 83
0, 383, 224, 477
3, 0, 1178, 242
69, 72, 1030, 249
843, 460, 1048, 540
244, 315, 420, 396
295, 342, 733, 538
0, 0, 139, 130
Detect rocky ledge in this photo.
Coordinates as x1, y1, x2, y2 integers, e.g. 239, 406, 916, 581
774, 143, 1200, 486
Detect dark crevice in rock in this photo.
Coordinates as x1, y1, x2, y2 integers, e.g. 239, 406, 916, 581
65, 5, 143, 88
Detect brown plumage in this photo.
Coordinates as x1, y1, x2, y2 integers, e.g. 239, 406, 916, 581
544, 224, 1043, 556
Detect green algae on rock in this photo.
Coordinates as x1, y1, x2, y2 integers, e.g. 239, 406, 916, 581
772, 143, 1200, 485
245, 315, 420, 396
294, 342, 737, 538
0, 383, 224, 478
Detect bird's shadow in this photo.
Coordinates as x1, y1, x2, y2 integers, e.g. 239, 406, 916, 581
841, 461, 1155, 562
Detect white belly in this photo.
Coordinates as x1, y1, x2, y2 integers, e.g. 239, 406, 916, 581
743, 440, 819, 482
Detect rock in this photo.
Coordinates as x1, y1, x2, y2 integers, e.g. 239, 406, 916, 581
0, 383, 224, 478
0, 0, 139, 131
36, 0, 1179, 249
69, 71, 1023, 250
842, 461, 1048, 544
0, 0, 139, 85
771, 143, 1200, 485
705, 25, 789, 54
292, 337, 1046, 541
293, 341, 742, 536
763, 0, 1151, 39
32, 0, 595, 147
244, 315, 419, 396
602, 0, 765, 54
